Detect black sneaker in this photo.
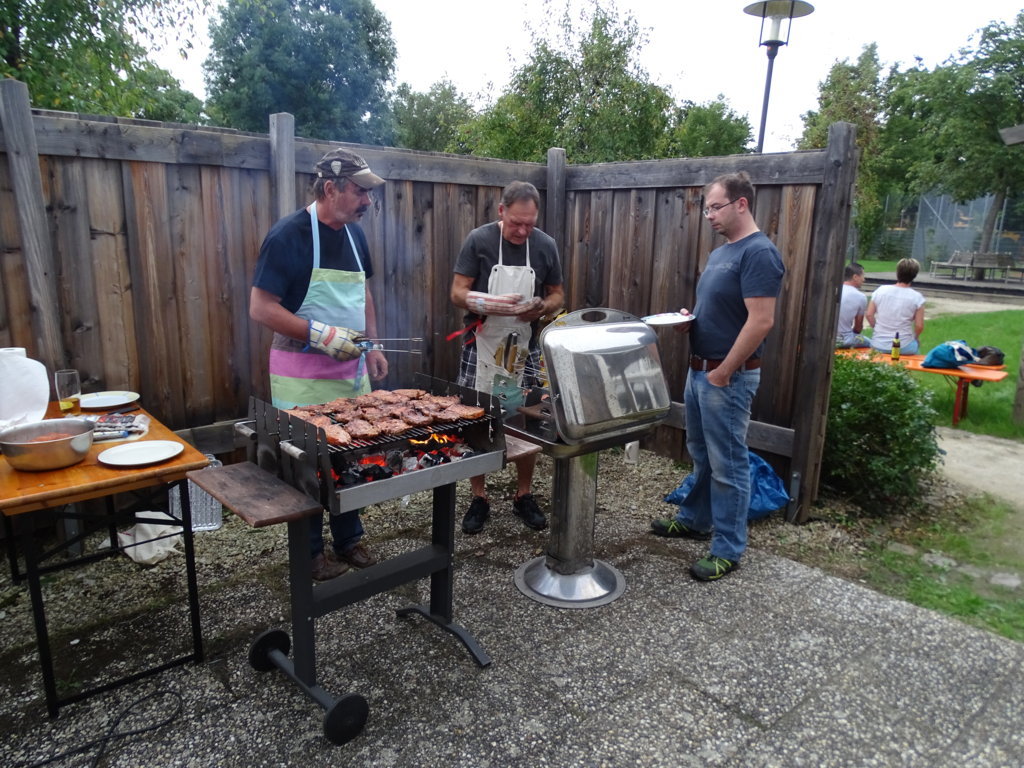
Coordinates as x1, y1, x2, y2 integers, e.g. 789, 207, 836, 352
462, 496, 490, 534
513, 494, 547, 531
649, 518, 712, 540
689, 555, 738, 582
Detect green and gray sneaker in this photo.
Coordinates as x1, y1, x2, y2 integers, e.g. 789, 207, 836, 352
649, 518, 712, 541
689, 555, 738, 581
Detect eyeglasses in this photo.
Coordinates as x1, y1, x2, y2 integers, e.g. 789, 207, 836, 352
703, 199, 739, 217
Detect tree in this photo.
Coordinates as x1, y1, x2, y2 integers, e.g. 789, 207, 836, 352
799, 45, 887, 256
893, 13, 1024, 252
390, 79, 475, 153
204, 0, 396, 143
456, 2, 673, 163
659, 98, 752, 158
0, 0, 206, 120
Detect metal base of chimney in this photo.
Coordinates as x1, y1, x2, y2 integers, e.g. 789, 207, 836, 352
514, 452, 626, 608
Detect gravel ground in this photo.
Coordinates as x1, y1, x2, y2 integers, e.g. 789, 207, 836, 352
0, 442, 1014, 765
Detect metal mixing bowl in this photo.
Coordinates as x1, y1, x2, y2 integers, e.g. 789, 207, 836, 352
0, 419, 95, 471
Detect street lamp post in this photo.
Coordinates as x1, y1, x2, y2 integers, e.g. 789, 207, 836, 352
743, 1, 815, 153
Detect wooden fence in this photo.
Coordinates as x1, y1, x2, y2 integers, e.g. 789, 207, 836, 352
1, 79, 858, 521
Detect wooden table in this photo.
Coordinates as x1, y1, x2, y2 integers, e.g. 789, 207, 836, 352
0, 404, 209, 718
834, 349, 1009, 426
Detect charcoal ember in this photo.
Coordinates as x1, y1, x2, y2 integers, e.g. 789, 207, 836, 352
385, 449, 405, 473
418, 452, 450, 468
360, 464, 393, 482
336, 467, 364, 487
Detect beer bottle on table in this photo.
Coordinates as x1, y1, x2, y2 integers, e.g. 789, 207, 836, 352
891, 332, 901, 361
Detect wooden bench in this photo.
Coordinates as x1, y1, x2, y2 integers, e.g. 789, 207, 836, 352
970, 252, 1013, 281
1006, 261, 1024, 283
930, 250, 974, 279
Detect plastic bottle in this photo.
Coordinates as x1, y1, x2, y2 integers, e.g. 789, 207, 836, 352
169, 454, 224, 531
890, 332, 901, 362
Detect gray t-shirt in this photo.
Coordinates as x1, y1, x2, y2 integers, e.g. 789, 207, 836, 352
690, 231, 785, 360
836, 283, 868, 345
454, 221, 563, 325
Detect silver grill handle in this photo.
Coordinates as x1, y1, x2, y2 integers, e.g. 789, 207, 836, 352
234, 420, 257, 442
279, 440, 308, 462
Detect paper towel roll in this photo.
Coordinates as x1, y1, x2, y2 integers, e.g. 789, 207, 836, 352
0, 349, 49, 428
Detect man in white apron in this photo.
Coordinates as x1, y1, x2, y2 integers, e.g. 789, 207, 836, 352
450, 181, 565, 535
250, 148, 388, 580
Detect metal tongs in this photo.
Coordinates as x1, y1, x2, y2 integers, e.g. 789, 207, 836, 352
357, 338, 424, 354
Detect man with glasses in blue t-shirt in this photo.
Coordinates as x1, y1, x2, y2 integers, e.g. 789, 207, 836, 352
649, 171, 785, 581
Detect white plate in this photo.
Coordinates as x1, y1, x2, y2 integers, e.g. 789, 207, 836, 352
98, 440, 183, 467
642, 312, 695, 326
80, 391, 141, 410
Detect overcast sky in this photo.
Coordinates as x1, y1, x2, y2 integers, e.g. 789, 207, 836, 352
156, 1, 1024, 153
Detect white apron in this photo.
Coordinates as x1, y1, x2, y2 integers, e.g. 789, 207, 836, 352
474, 226, 536, 393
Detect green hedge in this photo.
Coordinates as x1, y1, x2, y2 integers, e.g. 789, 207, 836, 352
824, 355, 942, 515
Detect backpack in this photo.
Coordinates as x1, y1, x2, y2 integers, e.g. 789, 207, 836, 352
921, 340, 979, 369
976, 346, 1005, 366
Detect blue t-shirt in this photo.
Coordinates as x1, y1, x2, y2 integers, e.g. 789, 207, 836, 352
252, 208, 374, 314
690, 231, 785, 360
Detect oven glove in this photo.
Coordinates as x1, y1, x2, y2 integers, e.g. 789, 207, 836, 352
308, 320, 367, 361
467, 291, 537, 316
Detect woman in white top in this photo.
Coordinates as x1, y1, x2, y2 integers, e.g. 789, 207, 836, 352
866, 258, 926, 354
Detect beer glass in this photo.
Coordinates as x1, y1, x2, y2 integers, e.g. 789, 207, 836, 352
55, 369, 82, 415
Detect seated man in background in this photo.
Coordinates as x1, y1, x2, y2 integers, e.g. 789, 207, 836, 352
836, 263, 869, 348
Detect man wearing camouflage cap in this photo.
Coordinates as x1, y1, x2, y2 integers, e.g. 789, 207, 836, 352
250, 147, 386, 580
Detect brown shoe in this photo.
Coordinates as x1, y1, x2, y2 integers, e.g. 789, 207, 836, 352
338, 542, 378, 569
311, 551, 349, 581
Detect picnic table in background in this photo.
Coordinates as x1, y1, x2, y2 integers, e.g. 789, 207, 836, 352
835, 348, 1009, 426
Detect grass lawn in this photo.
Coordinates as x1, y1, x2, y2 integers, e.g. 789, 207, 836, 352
830, 302, 1024, 641
854, 258, 900, 273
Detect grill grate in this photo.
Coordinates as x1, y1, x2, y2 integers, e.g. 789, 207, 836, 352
325, 415, 496, 456
247, 375, 507, 517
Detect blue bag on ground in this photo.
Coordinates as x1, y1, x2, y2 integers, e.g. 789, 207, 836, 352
663, 452, 789, 520
922, 340, 978, 369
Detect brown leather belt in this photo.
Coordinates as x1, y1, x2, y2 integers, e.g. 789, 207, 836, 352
690, 355, 761, 372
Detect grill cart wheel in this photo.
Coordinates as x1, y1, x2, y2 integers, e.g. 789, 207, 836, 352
249, 629, 291, 672
324, 694, 370, 744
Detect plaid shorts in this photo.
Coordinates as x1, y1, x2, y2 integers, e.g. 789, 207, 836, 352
457, 341, 543, 391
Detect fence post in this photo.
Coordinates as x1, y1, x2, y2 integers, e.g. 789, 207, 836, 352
0, 79, 63, 372
787, 121, 859, 521
270, 113, 296, 222
546, 147, 567, 260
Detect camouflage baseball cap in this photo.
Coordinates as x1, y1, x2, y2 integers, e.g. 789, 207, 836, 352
315, 148, 385, 189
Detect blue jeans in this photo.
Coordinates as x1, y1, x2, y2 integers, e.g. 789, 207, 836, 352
674, 368, 761, 563
309, 510, 363, 558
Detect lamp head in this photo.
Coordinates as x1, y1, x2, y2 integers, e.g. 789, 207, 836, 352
743, 1, 814, 46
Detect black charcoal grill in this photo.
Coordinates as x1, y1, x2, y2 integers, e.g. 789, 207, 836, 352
506, 308, 671, 608
229, 374, 505, 744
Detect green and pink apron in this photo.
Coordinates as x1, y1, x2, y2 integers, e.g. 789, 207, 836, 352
269, 202, 370, 408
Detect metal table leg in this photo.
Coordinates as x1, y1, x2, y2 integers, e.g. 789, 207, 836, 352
17, 478, 203, 718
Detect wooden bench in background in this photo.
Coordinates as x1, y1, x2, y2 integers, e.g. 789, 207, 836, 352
970, 252, 1014, 281
930, 250, 974, 279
